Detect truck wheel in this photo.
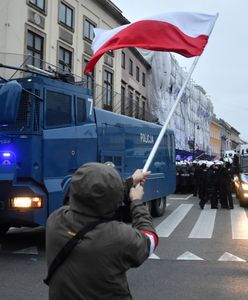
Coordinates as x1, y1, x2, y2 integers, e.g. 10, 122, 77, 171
151, 197, 166, 217
0, 225, 9, 239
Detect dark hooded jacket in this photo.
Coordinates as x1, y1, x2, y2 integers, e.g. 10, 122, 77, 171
46, 163, 157, 300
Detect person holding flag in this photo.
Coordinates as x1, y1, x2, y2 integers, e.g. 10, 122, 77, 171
45, 11, 218, 300
45, 163, 155, 300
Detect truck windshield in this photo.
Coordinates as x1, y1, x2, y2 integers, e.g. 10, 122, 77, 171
240, 156, 248, 171
0, 90, 39, 133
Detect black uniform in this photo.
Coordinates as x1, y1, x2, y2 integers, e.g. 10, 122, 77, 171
193, 164, 201, 197
207, 165, 219, 209
180, 165, 190, 194
199, 163, 209, 209
219, 162, 234, 209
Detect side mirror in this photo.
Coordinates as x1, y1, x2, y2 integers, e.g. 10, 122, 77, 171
0, 80, 22, 124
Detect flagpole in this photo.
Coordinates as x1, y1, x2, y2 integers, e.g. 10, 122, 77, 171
142, 12, 219, 172
142, 56, 200, 172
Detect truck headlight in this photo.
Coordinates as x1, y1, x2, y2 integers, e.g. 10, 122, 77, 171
241, 183, 248, 191
10, 197, 42, 208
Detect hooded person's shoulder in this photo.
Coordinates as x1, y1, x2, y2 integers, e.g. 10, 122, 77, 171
46, 206, 71, 228
102, 220, 145, 245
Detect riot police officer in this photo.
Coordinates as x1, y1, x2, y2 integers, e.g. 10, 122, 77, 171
219, 158, 234, 209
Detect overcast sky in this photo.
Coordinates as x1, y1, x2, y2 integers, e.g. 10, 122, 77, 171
112, 0, 248, 142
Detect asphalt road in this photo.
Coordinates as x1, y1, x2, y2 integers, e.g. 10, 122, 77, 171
1, 194, 248, 300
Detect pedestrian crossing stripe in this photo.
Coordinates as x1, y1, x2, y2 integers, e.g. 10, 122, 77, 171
156, 204, 193, 237
156, 204, 248, 239
231, 206, 248, 239
177, 251, 203, 260
184, 194, 194, 200
189, 208, 217, 238
168, 197, 185, 200
218, 252, 246, 262
148, 251, 247, 262
12, 246, 39, 255
168, 195, 192, 201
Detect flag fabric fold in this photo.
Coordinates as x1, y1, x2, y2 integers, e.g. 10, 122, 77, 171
84, 12, 218, 74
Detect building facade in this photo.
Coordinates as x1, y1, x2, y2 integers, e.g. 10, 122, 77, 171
120, 48, 151, 119
229, 126, 240, 150
218, 118, 240, 157
0, 0, 241, 158
0, 0, 151, 119
209, 114, 221, 159
139, 51, 214, 156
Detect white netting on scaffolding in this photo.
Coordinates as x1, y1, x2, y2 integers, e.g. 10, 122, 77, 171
139, 49, 213, 154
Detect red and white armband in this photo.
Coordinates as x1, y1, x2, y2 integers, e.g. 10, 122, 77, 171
142, 231, 159, 256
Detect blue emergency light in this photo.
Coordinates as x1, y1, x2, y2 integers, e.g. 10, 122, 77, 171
0, 151, 16, 165
3, 152, 11, 157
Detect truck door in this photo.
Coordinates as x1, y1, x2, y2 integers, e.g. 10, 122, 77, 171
75, 96, 97, 166
43, 89, 77, 178
43, 89, 77, 213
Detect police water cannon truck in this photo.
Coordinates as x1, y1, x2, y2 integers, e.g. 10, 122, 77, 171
233, 144, 248, 206
0, 64, 176, 237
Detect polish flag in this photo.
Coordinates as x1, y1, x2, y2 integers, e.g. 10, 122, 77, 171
84, 12, 218, 74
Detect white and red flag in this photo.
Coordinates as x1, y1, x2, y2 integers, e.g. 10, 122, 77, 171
84, 12, 218, 74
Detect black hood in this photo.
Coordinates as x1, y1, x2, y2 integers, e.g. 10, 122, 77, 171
69, 163, 124, 218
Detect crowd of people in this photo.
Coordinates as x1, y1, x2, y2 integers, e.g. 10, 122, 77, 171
175, 158, 237, 209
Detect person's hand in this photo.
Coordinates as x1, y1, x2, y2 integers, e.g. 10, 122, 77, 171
129, 185, 144, 201
132, 169, 151, 186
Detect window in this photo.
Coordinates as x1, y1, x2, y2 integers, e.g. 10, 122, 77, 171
58, 47, 72, 72
108, 50, 114, 57
84, 59, 94, 90
84, 19, 95, 42
59, 2, 73, 29
27, 31, 44, 68
29, 0, 45, 10
0, 90, 34, 133
15, 91, 32, 131
142, 72, 146, 87
136, 66, 140, 82
103, 70, 113, 109
45, 91, 72, 127
76, 98, 87, 124
142, 99, 146, 120
129, 59, 133, 75
135, 95, 139, 118
121, 51, 125, 69
121, 86, 125, 114
128, 89, 133, 117
33, 90, 40, 132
